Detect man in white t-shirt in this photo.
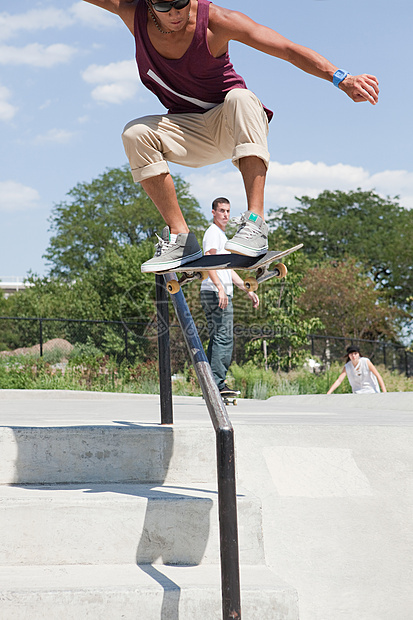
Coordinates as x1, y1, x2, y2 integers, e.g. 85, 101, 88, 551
200, 197, 259, 393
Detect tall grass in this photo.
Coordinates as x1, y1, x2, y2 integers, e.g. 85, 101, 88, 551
0, 353, 411, 396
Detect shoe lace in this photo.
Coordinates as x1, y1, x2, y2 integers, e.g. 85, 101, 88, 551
154, 233, 174, 256
229, 214, 260, 239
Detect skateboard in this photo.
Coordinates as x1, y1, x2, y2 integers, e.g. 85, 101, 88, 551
156, 244, 303, 294
220, 389, 241, 406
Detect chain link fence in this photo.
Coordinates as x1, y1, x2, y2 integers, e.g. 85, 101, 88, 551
308, 334, 413, 377
0, 316, 411, 377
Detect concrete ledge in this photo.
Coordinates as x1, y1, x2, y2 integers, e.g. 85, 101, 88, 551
0, 483, 264, 567
0, 425, 217, 485
0, 564, 299, 620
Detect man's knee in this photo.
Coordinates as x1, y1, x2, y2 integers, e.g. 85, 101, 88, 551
224, 88, 264, 115
122, 116, 170, 182
224, 89, 270, 170
122, 116, 161, 149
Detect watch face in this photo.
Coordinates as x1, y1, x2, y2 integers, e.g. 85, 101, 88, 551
333, 70, 348, 86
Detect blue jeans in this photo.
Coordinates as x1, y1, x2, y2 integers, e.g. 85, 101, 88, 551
200, 290, 233, 391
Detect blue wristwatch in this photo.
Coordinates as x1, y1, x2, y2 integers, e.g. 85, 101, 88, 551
333, 69, 350, 88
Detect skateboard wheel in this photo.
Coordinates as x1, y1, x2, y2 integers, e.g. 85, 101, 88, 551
233, 399, 237, 406
200, 271, 209, 281
166, 280, 181, 294
244, 277, 258, 292
274, 263, 288, 278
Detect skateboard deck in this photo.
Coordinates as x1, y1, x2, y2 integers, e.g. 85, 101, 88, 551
220, 389, 241, 406
158, 244, 303, 294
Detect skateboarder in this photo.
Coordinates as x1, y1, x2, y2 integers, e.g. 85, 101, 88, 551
200, 197, 259, 393
83, 1, 379, 272
327, 345, 387, 394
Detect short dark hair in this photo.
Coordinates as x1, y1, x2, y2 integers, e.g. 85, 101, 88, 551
212, 197, 230, 211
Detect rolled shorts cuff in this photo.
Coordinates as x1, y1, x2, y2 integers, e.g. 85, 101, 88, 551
130, 160, 170, 183
232, 144, 271, 171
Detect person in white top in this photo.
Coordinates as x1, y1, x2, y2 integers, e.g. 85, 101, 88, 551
200, 197, 259, 392
327, 345, 387, 394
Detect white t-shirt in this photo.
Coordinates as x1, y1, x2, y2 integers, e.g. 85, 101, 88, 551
345, 357, 380, 393
200, 223, 233, 296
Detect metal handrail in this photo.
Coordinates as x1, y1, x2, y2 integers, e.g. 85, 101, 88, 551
159, 273, 241, 620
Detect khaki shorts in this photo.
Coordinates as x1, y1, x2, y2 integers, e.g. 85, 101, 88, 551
122, 88, 270, 183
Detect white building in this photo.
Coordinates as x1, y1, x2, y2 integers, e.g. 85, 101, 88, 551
0, 277, 28, 299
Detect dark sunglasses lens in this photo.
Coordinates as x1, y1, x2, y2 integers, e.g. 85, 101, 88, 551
152, 0, 189, 12
152, 3, 171, 12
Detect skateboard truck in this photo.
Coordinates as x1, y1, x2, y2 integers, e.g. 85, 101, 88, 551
243, 262, 288, 292
166, 270, 209, 294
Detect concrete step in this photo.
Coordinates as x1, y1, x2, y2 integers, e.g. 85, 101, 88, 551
0, 424, 216, 485
0, 564, 299, 620
0, 483, 265, 567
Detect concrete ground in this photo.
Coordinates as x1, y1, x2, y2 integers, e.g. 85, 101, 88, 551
1, 389, 412, 620
0, 389, 412, 427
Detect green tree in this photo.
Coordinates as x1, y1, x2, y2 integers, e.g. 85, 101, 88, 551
83, 242, 156, 322
297, 259, 402, 341
2, 276, 104, 350
45, 166, 208, 278
271, 189, 413, 311
6, 276, 102, 320
245, 251, 323, 370
0, 289, 6, 314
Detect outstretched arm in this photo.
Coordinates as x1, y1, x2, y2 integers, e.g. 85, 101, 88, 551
327, 369, 347, 394
367, 360, 387, 393
209, 6, 379, 105
232, 271, 260, 309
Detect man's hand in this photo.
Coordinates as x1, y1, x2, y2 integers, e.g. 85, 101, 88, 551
340, 74, 379, 105
217, 287, 229, 309
247, 291, 259, 309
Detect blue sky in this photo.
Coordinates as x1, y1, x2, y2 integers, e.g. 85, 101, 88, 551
1, 0, 412, 279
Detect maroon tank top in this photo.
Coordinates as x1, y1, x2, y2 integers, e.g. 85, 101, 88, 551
134, 0, 273, 120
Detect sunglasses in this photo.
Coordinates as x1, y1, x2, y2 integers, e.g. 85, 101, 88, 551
149, 0, 190, 12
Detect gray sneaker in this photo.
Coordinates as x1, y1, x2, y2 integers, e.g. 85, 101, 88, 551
224, 211, 268, 257
141, 226, 202, 273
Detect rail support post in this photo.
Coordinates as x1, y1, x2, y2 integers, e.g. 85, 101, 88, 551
155, 274, 173, 424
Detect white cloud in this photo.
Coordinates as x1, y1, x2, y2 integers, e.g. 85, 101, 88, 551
0, 84, 17, 121
69, 2, 119, 28
0, 43, 77, 68
82, 60, 139, 104
34, 129, 75, 145
0, 4, 116, 42
0, 8, 74, 42
185, 160, 413, 217
0, 181, 40, 212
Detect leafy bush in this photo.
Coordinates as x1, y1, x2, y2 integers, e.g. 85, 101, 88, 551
0, 354, 412, 396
